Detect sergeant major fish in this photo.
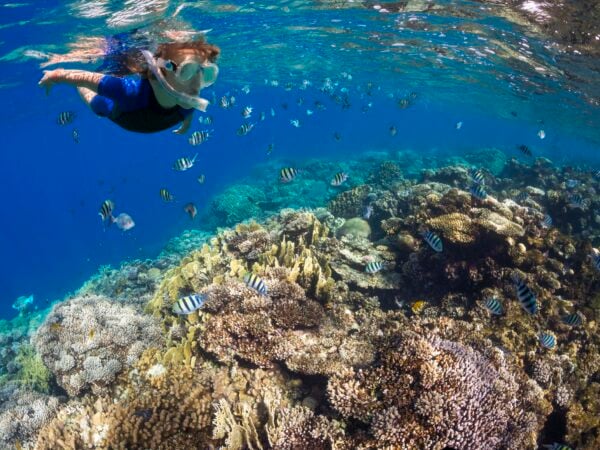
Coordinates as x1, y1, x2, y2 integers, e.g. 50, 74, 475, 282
237, 123, 254, 136
99, 199, 115, 223
280, 167, 299, 183
331, 172, 348, 187
160, 188, 174, 202
365, 261, 386, 274
173, 293, 206, 315
244, 272, 268, 295
173, 154, 198, 171
57, 111, 75, 125
422, 230, 443, 252
189, 130, 210, 146
511, 273, 538, 314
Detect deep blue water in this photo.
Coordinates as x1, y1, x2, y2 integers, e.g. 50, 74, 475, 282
1, 0, 599, 319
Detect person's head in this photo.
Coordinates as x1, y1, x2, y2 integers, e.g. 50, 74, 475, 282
153, 40, 220, 96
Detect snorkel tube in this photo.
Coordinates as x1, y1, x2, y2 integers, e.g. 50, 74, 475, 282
141, 50, 210, 112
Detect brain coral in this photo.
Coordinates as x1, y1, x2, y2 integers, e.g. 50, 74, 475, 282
327, 330, 541, 449
32, 294, 163, 397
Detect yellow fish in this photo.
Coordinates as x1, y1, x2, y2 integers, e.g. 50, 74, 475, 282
411, 300, 427, 314
88, 328, 95, 340
49, 322, 62, 332
15, 440, 22, 450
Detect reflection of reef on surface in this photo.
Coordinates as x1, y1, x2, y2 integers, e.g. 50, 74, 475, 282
2, 149, 600, 449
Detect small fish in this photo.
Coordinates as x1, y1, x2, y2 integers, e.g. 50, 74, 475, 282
241, 85, 250, 94
189, 130, 210, 146
173, 293, 206, 315
455, 121, 463, 130
409, 91, 417, 99
260, 111, 266, 121
541, 214, 553, 228
290, 119, 300, 128
389, 125, 397, 136
365, 261, 386, 274
314, 101, 325, 111
72, 129, 80, 143
306, 109, 314, 116
517, 144, 532, 156
568, 194, 589, 210
198, 115, 213, 125
197, 174, 206, 184
511, 273, 538, 314
398, 98, 410, 109
219, 96, 230, 108
99, 199, 115, 222
469, 168, 485, 185
270, 107, 275, 116
411, 300, 426, 314
266, 143, 274, 155
334, 132, 342, 141
565, 179, 579, 188
331, 172, 348, 186
470, 184, 488, 201
562, 311, 583, 327
244, 272, 268, 295
538, 332, 556, 349
483, 297, 504, 315
590, 252, 600, 271
542, 444, 572, 450
134, 408, 153, 423
173, 154, 198, 171
538, 129, 546, 139
242, 106, 253, 118
113, 212, 135, 231
422, 230, 443, 252
49, 322, 62, 332
184, 202, 197, 219
280, 167, 299, 183
237, 123, 254, 136
15, 440, 22, 450
57, 111, 75, 125
88, 328, 95, 339
160, 188, 174, 202
362, 204, 374, 219
515, 191, 529, 203
297, 97, 304, 106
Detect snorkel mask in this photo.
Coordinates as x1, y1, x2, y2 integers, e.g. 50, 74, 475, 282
141, 50, 218, 112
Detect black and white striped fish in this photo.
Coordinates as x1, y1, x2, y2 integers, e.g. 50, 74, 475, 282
542, 443, 572, 450
244, 272, 268, 295
517, 144, 532, 156
331, 172, 348, 186
422, 230, 443, 252
160, 188, 174, 202
98, 199, 114, 222
237, 123, 254, 136
562, 311, 583, 327
515, 191, 529, 203
219, 95, 231, 108
538, 332, 556, 349
280, 167, 299, 183
568, 194, 589, 210
468, 168, 485, 185
483, 297, 504, 315
541, 214, 553, 228
511, 273, 538, 314
173, 154, 198, 171
470, 184, 488, 201
57, 111, 75, 125
241, 106, 253, 118
591, 252, 600, 271
189, 130, 210, 146
365, 261, 386, 274
198, 115, 213, 125
172, 293, 206, 315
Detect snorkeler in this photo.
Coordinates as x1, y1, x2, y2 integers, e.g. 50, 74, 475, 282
38, 39, 220, 134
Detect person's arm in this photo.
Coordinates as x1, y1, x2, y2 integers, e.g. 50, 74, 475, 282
173, 113, 193, 135
39, 69, 104, 95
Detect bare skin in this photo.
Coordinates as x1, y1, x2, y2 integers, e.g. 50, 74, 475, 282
38, 51, 206, 134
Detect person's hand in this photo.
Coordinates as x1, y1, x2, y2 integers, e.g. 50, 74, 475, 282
38, 69, 64, 95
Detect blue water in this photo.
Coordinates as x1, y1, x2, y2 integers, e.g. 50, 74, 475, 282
1, 0, 599, 319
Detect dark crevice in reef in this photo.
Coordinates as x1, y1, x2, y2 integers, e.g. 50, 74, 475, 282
539, 408, 568, 447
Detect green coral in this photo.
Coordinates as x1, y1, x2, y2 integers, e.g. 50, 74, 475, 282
15, 344, 51, 393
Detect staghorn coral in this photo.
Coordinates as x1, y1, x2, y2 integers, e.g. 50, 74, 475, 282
33, 294, 163, 397
14, 344, 51, 393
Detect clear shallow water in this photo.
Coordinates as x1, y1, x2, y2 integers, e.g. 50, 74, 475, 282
0, 0, 599, 319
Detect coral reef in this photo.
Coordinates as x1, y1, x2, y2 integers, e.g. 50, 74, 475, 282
32, 294, 163, 396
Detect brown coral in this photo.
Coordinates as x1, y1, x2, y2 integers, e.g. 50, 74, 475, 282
426, 212, 476, 244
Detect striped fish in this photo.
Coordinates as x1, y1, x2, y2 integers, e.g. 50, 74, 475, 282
219, 96, 230, 108
422, 230, 443, 253
237, 123, 254, 136
280, 167, 299, 183
98, 199, 115, 222
511, 273, 538, 314
411, 300, 426, 314
57, 111, 75, 125
515, 191, 529, 203
591, 252, 600, 271
566, 179, 579, 188
538, 332, 556, 349
365, 261, 386, 274
160, 188, 174, 202
541, 214, 552, 228
543, 443, 573, 450
469, 168, 485, 185
568, 194, 589, 210
198, 115, 213, 125
562, 311, 583, 327
483, 297, 504, 315
517, 144, 532, 156
172, 293, 206, 315
189, 130, 210, 146
331, 172, 348, 186
241, 106, 253, 118
197, 174, 206, 184
470, 184, 488, 201
173, 154, 198, 171
244, 273, 268, 295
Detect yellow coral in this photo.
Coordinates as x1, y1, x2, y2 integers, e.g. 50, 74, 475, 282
426, 213, 475, 244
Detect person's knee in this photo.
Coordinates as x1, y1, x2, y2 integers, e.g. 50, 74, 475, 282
90, 95, 114, 117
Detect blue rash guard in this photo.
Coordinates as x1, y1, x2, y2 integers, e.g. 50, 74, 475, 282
90, 75, 194, 133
